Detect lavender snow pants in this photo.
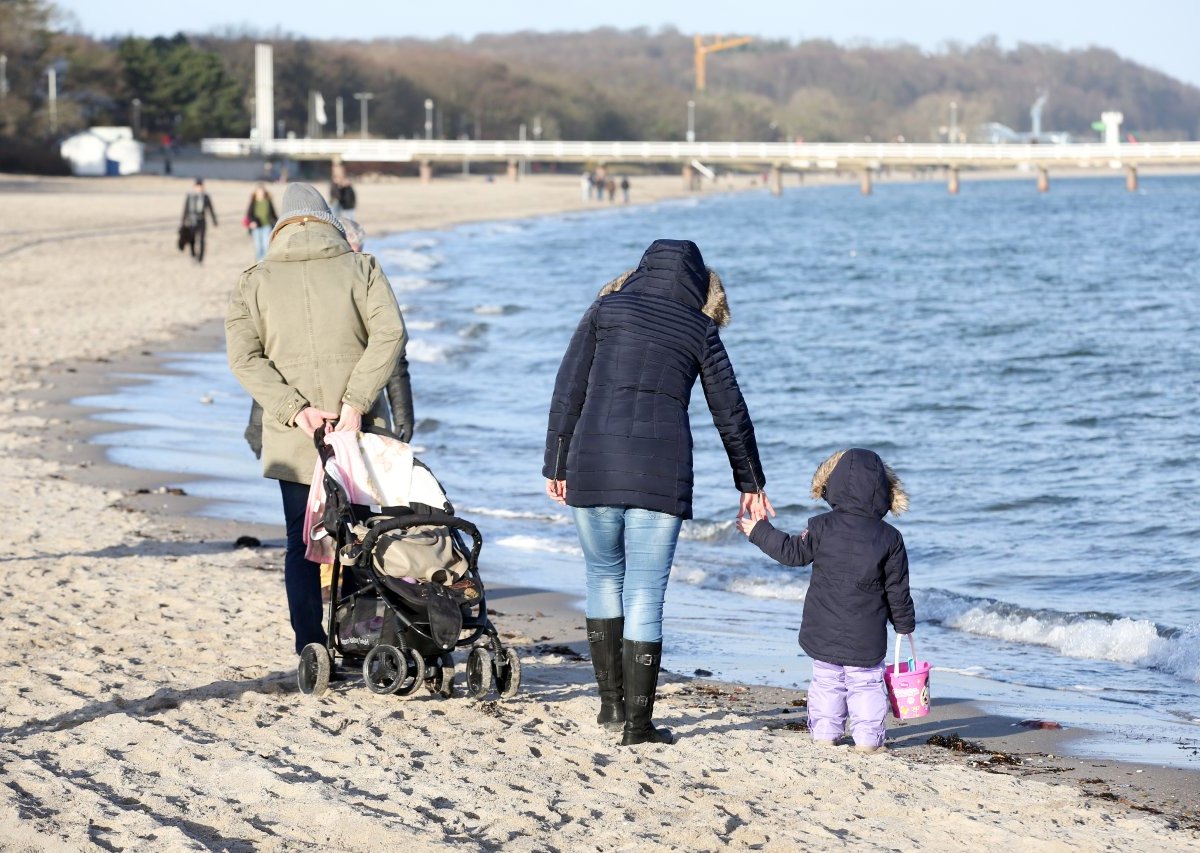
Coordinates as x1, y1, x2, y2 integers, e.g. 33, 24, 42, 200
808, 658, 889, 748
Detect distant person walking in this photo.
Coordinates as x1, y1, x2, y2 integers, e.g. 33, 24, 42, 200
737, 448, 915, 753
620, 176, 630, 203
581, 171, 593, 202
544, 238, 770, 746
244, 183, 278, 262
226, 184, 407, 656
181, 178, 218, 263
330, 174, 357, 221
606, 178, 617, 203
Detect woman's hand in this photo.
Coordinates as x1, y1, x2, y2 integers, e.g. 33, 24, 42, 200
739, 491, 775, 521
545, 479, 567, 505
295, 406, 338, 437
333, 403, 362, 433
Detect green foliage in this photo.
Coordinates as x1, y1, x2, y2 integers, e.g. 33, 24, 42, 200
117, 34, 247, 140
4, 12, 1200, 147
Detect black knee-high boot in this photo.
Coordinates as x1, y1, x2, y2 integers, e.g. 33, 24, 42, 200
620, 640, 673, 746
586, 617, 625, 732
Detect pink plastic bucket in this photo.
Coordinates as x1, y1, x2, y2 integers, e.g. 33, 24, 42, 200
884, 634, 930, 720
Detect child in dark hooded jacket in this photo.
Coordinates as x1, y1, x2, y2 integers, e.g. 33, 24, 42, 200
737, 448, 915, 752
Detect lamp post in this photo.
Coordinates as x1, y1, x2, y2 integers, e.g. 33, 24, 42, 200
519, 121, 527, 177
353, 91, 373, 139
1, 55, 8, 100
424, 98, 434, 140
949, 101, 958, 143
335, 95, 344, 138
47, 66, 58, 133
131, 97, 141, 137
686, 99, 695, 143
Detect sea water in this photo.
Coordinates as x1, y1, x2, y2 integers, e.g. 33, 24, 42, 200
78, 176, 1200, 765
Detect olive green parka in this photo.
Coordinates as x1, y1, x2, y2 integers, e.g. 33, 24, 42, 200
225, 218, 407, 484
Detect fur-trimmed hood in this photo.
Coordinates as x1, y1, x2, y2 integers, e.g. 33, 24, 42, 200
810, 448, 908, 518
596, 239, 731, 326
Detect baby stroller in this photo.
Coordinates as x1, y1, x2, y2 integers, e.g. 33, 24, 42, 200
297, 429, 522, 701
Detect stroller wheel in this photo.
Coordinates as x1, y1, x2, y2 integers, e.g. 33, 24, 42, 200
363, 644, 407, 695
466, 646, 494, 700
298, 643, 332, 697
496, 647, 522, 699
397, 651, 426, 697
427, 654, 456, 698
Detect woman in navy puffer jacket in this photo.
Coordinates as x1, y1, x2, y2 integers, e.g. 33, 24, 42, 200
543, 239, 771, 745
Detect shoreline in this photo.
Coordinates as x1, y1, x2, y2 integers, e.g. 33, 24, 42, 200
1, 174, 1197, 848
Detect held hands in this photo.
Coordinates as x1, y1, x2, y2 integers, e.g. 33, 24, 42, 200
545, 479, 567, 505
295, 405, 338, 437
736, 490, 775, 538
295, 403, 361, 437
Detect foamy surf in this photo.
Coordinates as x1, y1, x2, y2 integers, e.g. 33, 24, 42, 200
493, 535, 583, 557
919, 589, 1200, 683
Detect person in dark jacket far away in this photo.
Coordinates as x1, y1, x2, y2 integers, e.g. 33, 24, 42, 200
544, 238, 772, 747
329, 168, 357, 221
181, 178, 218, 263
737, 448, 915, 753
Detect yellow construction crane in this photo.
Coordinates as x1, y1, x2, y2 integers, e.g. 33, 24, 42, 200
693, 34, 753, 91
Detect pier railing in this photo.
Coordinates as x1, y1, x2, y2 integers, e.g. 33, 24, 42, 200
201, 137, 1200, 168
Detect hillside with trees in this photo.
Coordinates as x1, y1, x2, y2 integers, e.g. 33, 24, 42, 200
3, 0, 1199, 171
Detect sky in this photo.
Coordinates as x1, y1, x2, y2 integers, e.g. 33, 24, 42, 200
54, 0, 1200, 87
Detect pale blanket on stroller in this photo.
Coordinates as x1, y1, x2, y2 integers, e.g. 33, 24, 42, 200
303, 431, 447, 563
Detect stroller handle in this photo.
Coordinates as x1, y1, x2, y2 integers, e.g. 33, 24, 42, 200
359, 511, 483, 565
313, 427, 337, 460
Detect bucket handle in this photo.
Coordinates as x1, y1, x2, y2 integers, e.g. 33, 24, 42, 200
892, 633, 918, 676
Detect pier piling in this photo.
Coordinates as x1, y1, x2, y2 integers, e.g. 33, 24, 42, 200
859, 169, 872, 196
947, 166, 960, 195
1037, 167, 1050, 193
1125, 165, 1138, 192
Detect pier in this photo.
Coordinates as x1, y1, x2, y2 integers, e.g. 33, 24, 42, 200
201, 137, 1200, 193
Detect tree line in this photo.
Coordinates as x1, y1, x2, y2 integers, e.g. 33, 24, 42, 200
3, 0, 1199, 160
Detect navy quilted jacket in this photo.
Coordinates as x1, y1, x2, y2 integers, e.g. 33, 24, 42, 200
542, 239, 765, 519
749, 449, 916, 667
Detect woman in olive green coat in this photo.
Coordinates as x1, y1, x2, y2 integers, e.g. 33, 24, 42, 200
225, 183, 407, 654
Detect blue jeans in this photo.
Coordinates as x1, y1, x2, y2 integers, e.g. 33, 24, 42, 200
252, 225, 271, 261
571, 506, 682, 643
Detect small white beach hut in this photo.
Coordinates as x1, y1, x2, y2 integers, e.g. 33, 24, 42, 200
60, 126, 144, 176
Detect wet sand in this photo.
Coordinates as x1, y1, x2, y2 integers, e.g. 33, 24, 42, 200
0, 173, 1197, 850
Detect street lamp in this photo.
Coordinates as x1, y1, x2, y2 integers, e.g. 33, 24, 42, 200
0, 55, 8, 100
519, 122, 527, 177
424, 98, 434, 140
47, 66, 58, 133
131, 97, 141, 137
686, 100, 695, 143
353, 91, 374, 139
533, 115, 542, 141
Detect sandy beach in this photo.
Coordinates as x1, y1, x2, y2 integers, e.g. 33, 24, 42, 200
1, 172, 1197, 851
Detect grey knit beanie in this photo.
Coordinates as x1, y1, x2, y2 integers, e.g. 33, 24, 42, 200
272, 182, 346, 238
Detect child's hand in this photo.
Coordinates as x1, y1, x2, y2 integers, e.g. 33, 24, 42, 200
735, 515, 759, 537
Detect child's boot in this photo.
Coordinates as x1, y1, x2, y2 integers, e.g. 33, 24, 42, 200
586, 617, 625, 732
620, 640, 674, 746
